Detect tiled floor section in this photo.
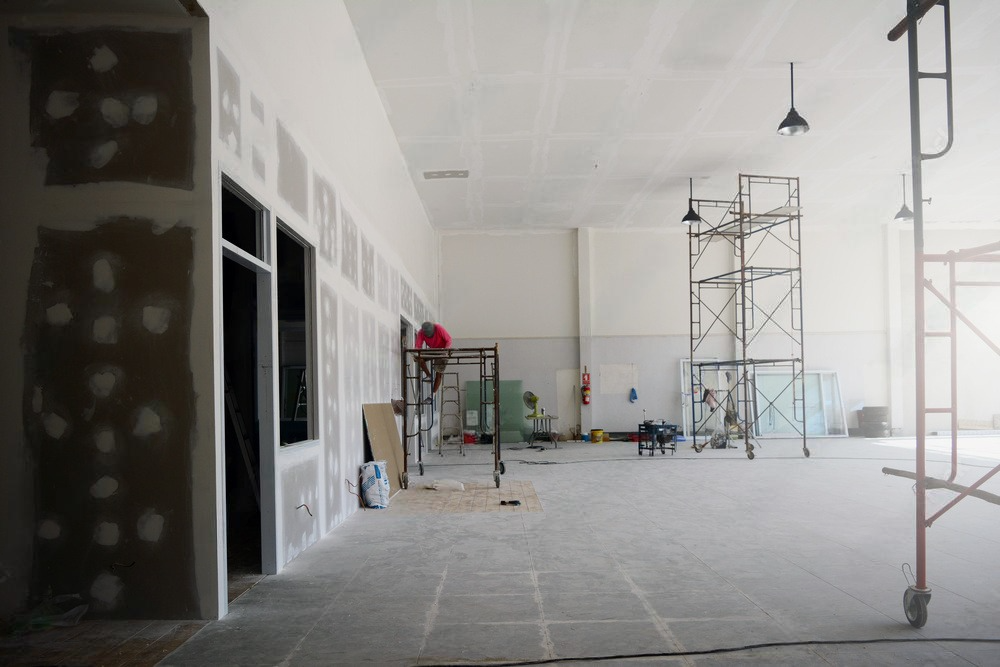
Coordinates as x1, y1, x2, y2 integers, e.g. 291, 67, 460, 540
387, 479, 542, 514
10, 437, 1000, 665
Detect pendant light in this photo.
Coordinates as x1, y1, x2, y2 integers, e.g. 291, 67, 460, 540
681, 177, 701, 225
777, 62, 809, 136
894, 173, 913, 222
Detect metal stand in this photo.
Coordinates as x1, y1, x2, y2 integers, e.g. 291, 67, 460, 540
401, 345, 504, 487
687, 174, 808, 460
883, 0, 1000, 628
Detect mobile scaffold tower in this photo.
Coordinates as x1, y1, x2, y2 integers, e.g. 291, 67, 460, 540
688, 174, 808, 460
401, 345, 504, 487
882, 0, 1000, 629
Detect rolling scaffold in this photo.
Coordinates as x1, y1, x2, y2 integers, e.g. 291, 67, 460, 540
882, 0, 1000, 628
687, 174, 808, 460
401, 345, 505, 488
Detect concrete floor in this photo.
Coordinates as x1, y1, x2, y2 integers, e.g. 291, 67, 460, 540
161, 436, 1000, 666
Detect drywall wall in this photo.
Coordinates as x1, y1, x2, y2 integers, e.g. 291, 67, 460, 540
201, 0, 437, 296
891, 227, 1000, 433
588, 228, 691, 337
439, 213, 928, 435
203, 0, 439, 616
441, 230, 578, 338
0, 14, 214, 619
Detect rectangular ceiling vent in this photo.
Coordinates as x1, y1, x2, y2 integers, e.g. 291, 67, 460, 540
423, 170, 469, 180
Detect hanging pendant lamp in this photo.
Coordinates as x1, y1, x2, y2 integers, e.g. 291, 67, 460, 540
681, 177, 701, 225
777, 62, 809, 136
894, 173, 914, 222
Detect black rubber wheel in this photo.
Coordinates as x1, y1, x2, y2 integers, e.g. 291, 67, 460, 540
694, 444, 704, 453
904, 589, 929, 628
419, 462, 424, 476
803, 447, 811, 458
402, 472, 409, 489
493, 471, 500, 488
747, 450, 755, 460
499, 461, 506, 475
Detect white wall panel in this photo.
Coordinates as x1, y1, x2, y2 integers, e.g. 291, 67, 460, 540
589, 229, 690, 337
441, 231, 578, 339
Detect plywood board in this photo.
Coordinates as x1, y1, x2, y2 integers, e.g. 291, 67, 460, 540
362, 403, 406, 495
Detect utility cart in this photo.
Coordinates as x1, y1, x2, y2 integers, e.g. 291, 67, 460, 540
637, 421, 677, 456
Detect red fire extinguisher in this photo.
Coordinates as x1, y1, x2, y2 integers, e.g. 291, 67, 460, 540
581, 367, 591, 405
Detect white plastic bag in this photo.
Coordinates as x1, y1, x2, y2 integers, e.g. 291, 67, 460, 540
360, 460, 390, 509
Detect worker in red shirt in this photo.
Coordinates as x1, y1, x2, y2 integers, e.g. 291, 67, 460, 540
415, 321, 452, 397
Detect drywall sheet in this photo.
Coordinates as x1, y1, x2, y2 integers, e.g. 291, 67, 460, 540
13, 28, 195, 189
600, 363, 638, 395
22, 218, 196, 617
362, 403, 405, 496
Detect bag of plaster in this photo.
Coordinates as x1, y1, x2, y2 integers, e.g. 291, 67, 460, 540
360, 460, 390, 509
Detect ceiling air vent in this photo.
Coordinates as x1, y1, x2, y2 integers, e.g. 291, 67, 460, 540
423, 170, 469, 179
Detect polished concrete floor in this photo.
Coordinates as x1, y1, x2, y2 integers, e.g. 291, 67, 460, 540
159, 436, 1000, 666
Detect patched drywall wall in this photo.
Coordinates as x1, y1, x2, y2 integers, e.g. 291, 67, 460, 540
314, 174, 338, 264
276, 121, 308, 219
12, 28, 195, 190
341, 208, 359, 287
217, 51, 241, 157
360, 234, 375, 301
1, 14, 213, 620
23, 219, 198, 617
205, 0, 439, 598
281, 460, 320, 563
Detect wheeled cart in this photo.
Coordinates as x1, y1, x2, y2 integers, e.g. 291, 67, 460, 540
401, 344, 505, 488
637, 421, 676, 456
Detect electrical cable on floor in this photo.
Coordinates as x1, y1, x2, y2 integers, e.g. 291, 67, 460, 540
417, 636, 1000, 667
503, 455, 986, 466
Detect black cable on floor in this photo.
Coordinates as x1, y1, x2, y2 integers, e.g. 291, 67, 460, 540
509, 455, 985, 466
416, 636, 1000, 666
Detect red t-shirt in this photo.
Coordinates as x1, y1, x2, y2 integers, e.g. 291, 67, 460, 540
416, 324, 452, 349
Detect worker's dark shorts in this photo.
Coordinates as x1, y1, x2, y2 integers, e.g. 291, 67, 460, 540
432, 358, 448, 372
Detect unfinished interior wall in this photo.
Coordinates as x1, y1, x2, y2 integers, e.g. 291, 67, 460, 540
0, 13, 214, 619
203, 0, 439, 616
441, 221, 900, 435
892, 226, 1000, 434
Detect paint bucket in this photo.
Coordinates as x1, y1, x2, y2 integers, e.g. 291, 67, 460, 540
590, 429, 604, 443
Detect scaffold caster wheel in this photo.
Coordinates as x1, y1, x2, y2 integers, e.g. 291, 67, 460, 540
638, 446, 643, 456
747, 450, 755, 460
419, 462, 424, 476
499, 461, 506, 475
402, 472, 409, 489
694, 444, 704, 453
493, 470, 500, 488
803, 447, 811, 458
904, 587, 930, 628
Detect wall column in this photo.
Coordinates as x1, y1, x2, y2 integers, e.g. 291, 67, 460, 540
577, 228, 594, 433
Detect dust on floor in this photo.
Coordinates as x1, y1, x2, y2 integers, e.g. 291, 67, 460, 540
386, 479, 542, 514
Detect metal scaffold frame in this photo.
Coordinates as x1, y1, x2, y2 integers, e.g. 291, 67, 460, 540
401, 345, 505, 487
882, 0, 1000, 629
688, 173, 808, 460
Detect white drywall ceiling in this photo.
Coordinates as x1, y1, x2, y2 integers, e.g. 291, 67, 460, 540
344, 0, 1000, 231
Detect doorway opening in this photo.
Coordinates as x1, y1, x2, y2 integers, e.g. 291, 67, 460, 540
221, 184, 266, 601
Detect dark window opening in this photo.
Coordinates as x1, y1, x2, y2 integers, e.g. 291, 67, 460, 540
277, 223, 313, 445
222, 185, 263, 259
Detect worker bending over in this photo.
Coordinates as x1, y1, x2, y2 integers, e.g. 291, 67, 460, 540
415, 321, 452, 397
